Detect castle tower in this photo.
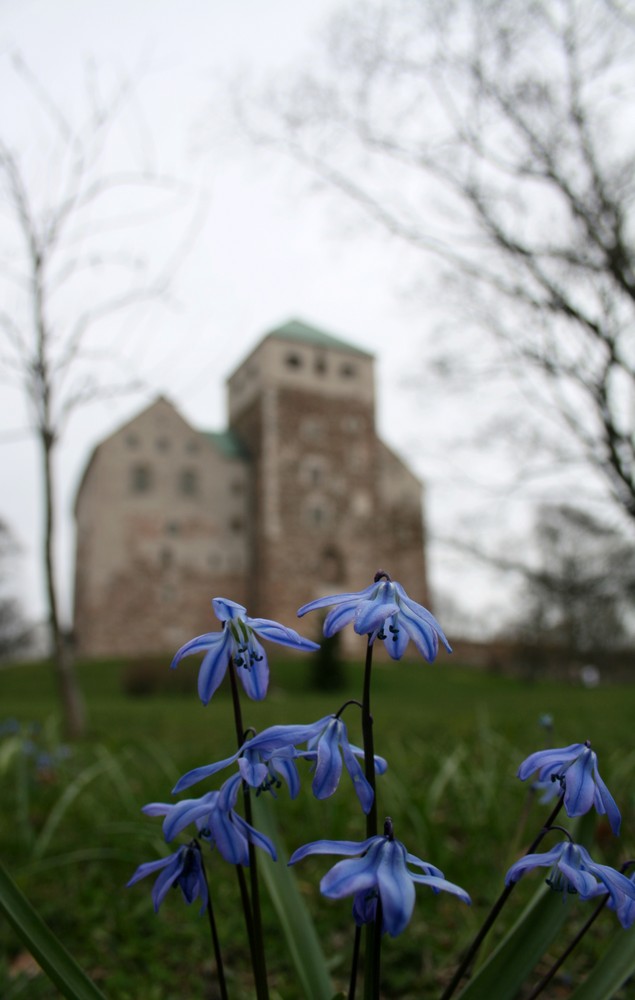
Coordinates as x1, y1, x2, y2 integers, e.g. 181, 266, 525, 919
227, 320, 427, 630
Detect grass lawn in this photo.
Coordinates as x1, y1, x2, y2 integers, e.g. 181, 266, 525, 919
1, 652, 634, 999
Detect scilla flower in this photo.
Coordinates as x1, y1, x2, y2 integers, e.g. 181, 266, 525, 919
143, 773, 276, 866
517, 741, 621, 834
171, 597, 319, 703
127, 841, 208, 913
298, 571, 451, 661
289, 818, 470, 937
172, 715, 387, 813
505, 841, 635, 919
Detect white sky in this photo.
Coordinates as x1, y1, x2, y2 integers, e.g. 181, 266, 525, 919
0, 0, 544, 634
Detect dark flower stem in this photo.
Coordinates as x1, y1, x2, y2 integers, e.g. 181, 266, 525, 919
348, 925, 361, 1000
362, 637, 377, 839
439, 795, 565, 1000
228, 659, 269, 1000
361, 636, 381, 1000
199, 852, 228, 1000
524, 896, 609, 1000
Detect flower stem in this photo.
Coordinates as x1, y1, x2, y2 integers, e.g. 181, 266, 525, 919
228, 659, 269, 1000
439, 795, 565, 1000
348, 924, 361, 1000
199, 853, 228, 1000
361, 637, 381, 1000
524, 895, 609, 1000
362, 637, 377, 839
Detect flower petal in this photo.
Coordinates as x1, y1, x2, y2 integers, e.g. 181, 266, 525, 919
289, 837, 378, 866
248, 617, 320, 651
212, 597, 247, 622
375, 840, 415, 937
197, 631, 233, 704
297, 584, 377, 618
312, 720, 343, 800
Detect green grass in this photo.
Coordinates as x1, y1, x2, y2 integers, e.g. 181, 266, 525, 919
1, 653, 634, 999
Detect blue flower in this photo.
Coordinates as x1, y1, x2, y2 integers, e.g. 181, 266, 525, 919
606, 870, 635, 929
306, 715, 387, 814
297, 572, 451, 661
143, 773, 277, 866
171, 597, 319, 703
172, 715, 387, 813
289, 820, 470, 937
127, 841, 208, 913
517, 741, 621, 834
505, 840, 635, 916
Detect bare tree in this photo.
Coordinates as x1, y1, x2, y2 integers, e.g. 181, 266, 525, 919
517, 503, 635, 652
0, 55, 197, 736
242, 0, 635, 525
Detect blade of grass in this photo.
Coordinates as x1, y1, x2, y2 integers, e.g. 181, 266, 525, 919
0, 861, 107, 1000
252, 796, 334, 1000
566, 926, 635, 1000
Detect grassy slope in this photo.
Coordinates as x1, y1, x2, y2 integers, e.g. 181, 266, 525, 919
1, 654, 633, 999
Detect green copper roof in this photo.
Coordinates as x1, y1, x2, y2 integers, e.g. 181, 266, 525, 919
266, 319, 372, 358
202, 429, 248, 459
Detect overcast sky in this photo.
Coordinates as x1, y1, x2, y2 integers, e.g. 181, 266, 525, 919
0, 0, 536, 634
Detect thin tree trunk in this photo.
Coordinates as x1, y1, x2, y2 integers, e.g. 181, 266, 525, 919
41, 430, 86, 739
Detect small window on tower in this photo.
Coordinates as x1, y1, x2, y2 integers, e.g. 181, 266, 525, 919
180, 469, 198, 496
285, 352, 302, 369
130, 464, 152, 493
340, 362, 357, 378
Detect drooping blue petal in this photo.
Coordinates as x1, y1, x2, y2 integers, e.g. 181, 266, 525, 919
375, 840, 416, 937
505, 844, 566, 885
238, 751, 269, 788
162, 793, 217, 842
349, 744, 389, 775
151, 855, 186, 911
127, 845, 208, 914
288, 837, 377, 865
592, 763, 622, 835
320, 845, 384, 899
212, 597, 247, 622
394, 583, 452, 652
323, 601, 362, 637
170, 632, 221, 669
312, 719, 344, 800
398, 602, 440, 661
297, 584, 377, 618
339, 732, 375, 813
269, 752, 302, 798
406, 853, 444, 878
197, 630, 233, 704
353, 594, 399, 636
248, 617, 320, 651
232, 813, 277, 861
217, 773, 242, 812
408, 872, 472, 904
517, 744, 585, 781
172, 753, 241, 794
127, 854, 177, 887
563, 749, 596, 817
209, 806, 250, 865
382, 613, 410, 660
141, 802, 172, 817
236, 637, 269, 700
557, 844, 599, 896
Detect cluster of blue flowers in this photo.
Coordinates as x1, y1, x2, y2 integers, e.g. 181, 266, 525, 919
505, 741, 635, 926
128, 578, 470, 938
128, 572, 634, 992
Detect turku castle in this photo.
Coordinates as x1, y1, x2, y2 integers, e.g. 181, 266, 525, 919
73, 320, 429, 656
